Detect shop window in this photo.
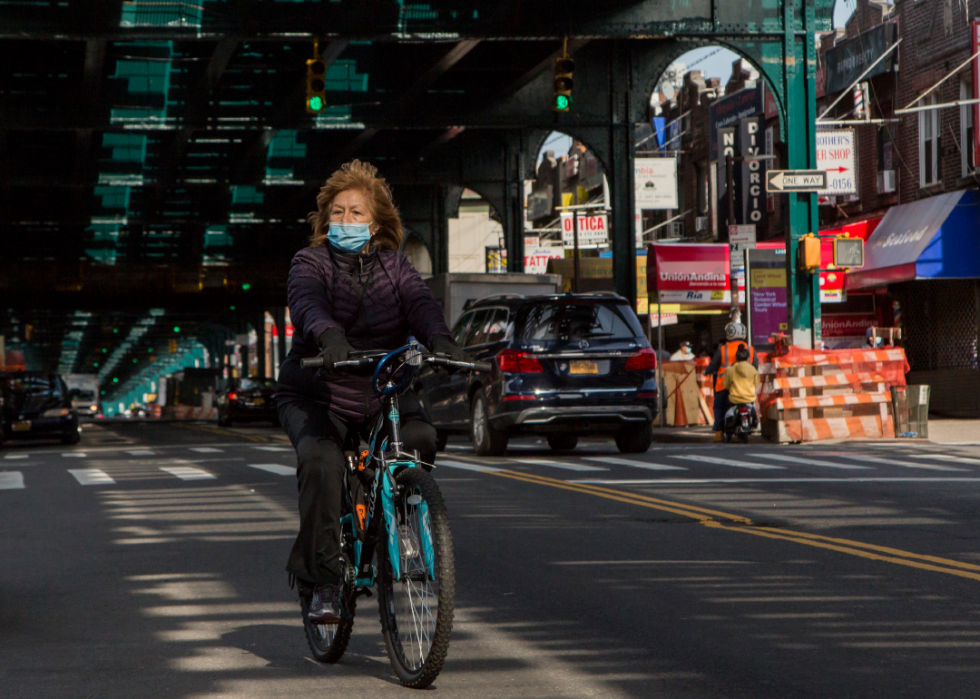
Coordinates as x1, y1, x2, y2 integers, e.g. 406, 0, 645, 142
919, 93, 940, 187
961, 79, 975, 177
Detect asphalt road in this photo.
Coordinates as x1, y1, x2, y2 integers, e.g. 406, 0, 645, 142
3, 421, 980, 698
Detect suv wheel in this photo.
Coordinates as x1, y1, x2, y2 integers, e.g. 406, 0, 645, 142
614, 422, 652, 454
546, 434, 578, 452
218, 409, 232, 427
471, 391, 508, 456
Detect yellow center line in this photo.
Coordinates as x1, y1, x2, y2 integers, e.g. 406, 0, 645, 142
702, 522, 980, 583
489, 468, 980, 582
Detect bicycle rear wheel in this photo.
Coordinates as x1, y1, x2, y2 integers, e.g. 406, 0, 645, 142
378, 467, 455, 688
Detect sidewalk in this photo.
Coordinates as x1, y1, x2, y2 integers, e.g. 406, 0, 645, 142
651, 419, 980, 445
926, 419, 980, 444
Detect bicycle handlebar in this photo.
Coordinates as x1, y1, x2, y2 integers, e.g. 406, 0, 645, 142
300, 353, 491, 373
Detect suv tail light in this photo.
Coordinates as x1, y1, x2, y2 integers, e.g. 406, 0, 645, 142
228, 392, 238, 401
625, 348, 657, 371
496, 349, 544, 373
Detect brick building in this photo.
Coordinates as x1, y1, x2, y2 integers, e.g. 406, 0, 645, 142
822, 0, 980, 416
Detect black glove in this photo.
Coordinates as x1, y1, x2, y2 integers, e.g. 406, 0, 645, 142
430, 334, 475, 365
316, 327, 354, 370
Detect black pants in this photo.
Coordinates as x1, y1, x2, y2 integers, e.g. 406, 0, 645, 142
278, 392, 437, 585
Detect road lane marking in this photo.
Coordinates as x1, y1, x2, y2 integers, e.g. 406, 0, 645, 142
582, 457, 686, 471
62, 453, 88, 458
69, 469, 116, 485
750, 453, 872, 470
189, 447, 223, 453
0, 472, 25, 489
4, 454, 29, 460
483, 468, 980, 583
247, 463, 296, 476
518, 458, 608, 472
824, 453, 966, 472
160, 466, 216, 481
252, 446, 292, 452
126, 450, 156, 456
910, 454, 980, 466
436, 459, 503, 473
571, 478, 980, 484
673, 455, 783, 470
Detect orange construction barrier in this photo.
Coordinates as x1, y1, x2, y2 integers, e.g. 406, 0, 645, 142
759, 345, 908, 443
662, 361, 700, 427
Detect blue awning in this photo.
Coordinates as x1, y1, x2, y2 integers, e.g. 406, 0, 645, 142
847, 189, 980, 289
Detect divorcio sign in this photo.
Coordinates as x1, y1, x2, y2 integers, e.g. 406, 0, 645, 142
648, 243, 731, 305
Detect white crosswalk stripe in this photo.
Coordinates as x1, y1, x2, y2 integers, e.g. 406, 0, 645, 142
252, 446, 292, 452
126, 450, 156, 456
673, 455, 784, 470
4, 454, 28, 460
189, 447, 223, 453
582, 456, 686, 471
436, 459, 502, 473
0, 472, 25, 489
247, 463, 296, 476
751, 453, 871, 470
519, 458, 608, 472
62, 453, 87, 458
160, 466, 216, 480
69, 469, 116, 485
907, 453, 980, 466
818, 453, 966, 472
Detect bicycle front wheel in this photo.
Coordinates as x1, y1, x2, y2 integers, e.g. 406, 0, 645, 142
378, 467, 455, 688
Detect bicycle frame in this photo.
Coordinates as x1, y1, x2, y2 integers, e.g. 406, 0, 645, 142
339, 343, 436, 590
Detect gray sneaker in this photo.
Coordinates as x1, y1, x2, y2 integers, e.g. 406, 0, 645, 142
308, 582, 343, 624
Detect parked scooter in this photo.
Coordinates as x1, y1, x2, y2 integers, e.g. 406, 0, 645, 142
723, 403, 758, 443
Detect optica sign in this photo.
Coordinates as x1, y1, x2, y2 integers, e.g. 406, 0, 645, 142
560, 212, 609, 249
648, 243, 731, 305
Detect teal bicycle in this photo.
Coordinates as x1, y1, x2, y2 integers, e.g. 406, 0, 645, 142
299, 342, 490, 688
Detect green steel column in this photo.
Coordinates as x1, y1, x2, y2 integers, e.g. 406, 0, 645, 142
782, 0, 822, 348
611, 40, 637, 306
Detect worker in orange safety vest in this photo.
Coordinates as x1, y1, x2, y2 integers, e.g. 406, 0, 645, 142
705, 322, 758, 442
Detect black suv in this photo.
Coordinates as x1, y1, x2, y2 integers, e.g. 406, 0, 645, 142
0, 372, 80, 447
417, 293, 658, 456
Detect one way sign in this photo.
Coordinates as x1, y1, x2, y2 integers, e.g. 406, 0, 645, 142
765, 170, 828, 193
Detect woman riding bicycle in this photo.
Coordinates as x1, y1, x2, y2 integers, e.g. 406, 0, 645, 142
276, 160, 472, 623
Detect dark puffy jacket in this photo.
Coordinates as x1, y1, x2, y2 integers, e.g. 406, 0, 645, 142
277, 241, 451, 420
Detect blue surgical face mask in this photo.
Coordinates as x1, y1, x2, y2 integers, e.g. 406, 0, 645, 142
327, 221, 373, 253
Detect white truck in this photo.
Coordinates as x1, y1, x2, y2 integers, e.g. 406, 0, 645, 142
63, 374, 100, 418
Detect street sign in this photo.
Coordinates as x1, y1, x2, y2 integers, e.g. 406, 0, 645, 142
728, 224, 756, 245
766, 170, 827, 193
728, 224, 756, 271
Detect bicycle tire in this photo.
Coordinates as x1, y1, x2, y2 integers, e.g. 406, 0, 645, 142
301, 554, 356, 663
378, 467, 455, 688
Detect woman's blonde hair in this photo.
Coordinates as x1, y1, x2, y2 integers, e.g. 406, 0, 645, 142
307, 159, 404, 250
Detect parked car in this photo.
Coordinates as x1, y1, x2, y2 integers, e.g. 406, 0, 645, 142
416, 293, 658, 456
0, 372, 80, 446
216, 377, 279, 426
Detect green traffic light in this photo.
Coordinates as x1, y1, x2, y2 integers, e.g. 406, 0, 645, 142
173, 326, 181, 333
308, 95, 325, 112
112, 377, 118, 383
242, 283, 251, 291
554, 94, 570, 111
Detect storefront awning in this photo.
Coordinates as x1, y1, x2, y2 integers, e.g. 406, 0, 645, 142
846, 189, 980, 289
